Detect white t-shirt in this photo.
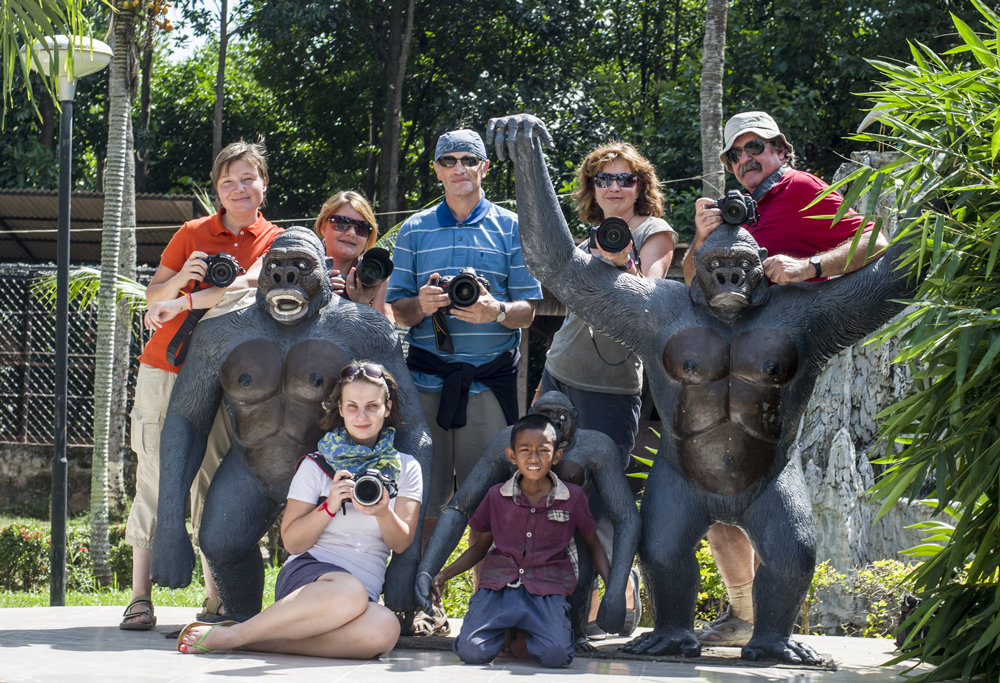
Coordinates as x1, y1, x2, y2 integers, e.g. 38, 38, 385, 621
286, 451, 422, 600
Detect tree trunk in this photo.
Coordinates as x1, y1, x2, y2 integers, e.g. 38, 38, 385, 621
109, 113, 138, 513
90, 8, 135, 585
134, 43, 153, 192
212, 0, 229, 164
375, 0, 414, 231
700, 0, 727, 198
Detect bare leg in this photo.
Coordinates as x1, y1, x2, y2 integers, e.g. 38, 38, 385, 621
180, 572, 388, 657
200, 553, 224, 615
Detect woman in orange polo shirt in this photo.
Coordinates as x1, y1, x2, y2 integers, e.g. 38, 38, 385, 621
120, 140, 283, 631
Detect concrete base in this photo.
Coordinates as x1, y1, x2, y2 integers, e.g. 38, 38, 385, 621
0, 606, 940, 682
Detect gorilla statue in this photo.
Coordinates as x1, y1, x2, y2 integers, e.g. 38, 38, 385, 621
486, 114, 918, 664
150, 225, 432, 622
415, 390, 640, 643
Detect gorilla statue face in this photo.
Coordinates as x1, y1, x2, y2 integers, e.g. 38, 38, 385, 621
257, 226, 332, 325
691, 225, 769, 323
531, 390, 578, 447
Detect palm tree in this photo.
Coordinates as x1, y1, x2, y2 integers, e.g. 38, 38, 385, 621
1, 0, 91, 123
699, 0, 727, 199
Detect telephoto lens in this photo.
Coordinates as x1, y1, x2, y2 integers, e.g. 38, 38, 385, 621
438, 268, 490, 308
591, 216, 632, 253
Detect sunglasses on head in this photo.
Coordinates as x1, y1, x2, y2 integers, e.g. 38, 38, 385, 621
340, 362, 385, 381
327, 214, 373, 239
724, 138, 769, 164
593, 172, 638, 189
437, 155, 482, 168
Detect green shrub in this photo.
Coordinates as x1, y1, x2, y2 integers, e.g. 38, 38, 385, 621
851, 559, 915, 638
0, 525, 49, 591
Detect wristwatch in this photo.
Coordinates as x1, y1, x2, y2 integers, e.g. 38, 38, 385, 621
495, 302, 507, 323
809, 255, 823, 278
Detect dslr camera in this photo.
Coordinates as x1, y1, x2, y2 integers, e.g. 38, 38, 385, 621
202, 252, 245, 288
437, 268, 491, 308
711, 190, 760, 226
589, 216, 632, 253
349, 468, 399, 507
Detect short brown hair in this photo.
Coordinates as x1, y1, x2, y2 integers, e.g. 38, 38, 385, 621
211, 139, 269, 188
314, 190, 378, 253
574, 142, 664, 225
319, 361, 403, 431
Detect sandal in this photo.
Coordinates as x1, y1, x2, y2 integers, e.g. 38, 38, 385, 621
120, 597, 156, 631
410, 605, 451, 636
176, 620, 238, 654
694, 606, 753, 646
195, 596, 227, 622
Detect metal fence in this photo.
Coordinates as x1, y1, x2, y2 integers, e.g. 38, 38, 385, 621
0, 264, 151, 446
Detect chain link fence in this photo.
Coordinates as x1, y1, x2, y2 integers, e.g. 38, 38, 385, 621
0, 264, 152, 446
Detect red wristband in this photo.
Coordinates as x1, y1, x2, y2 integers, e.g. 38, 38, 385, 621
319, 500, 337, 518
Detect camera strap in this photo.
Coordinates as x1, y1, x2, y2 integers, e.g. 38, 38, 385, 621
431, 309, 455, 354
165, 308, 209, 366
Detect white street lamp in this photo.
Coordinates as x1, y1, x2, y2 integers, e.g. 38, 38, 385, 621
19, 34, 112, 606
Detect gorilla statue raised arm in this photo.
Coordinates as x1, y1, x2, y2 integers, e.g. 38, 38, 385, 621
150, 225, 431, 621
487, 114, 918, 664
415, 390, 640, 643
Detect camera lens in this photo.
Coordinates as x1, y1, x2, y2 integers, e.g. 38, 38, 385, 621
721, 198, 749, 224
594, 217, 632, 253
356, 247, 394, 289
447, 273, 481, 307
353, 475, 383, 506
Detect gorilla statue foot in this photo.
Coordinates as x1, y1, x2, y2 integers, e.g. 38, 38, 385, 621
620, 626, 700, 658
741, 635, 823, 665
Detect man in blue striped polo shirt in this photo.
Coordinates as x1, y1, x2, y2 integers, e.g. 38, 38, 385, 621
387, 128, 542, 551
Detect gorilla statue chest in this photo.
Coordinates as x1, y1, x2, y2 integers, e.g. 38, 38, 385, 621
661, 325, 798, 496
221, 337, 353, 453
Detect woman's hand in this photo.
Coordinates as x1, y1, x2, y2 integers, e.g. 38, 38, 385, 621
326, 469, 356, 513
144, 296, 189, 330
174, 251, 208, 288
329, 269, 347, 296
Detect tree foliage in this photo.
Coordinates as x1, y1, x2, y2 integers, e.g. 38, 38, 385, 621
835, 2, 1000, 679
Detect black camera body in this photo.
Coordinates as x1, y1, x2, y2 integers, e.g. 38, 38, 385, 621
202, 252, 245, 288
589, 216, 632, 253
437, 268, 491, 308
350, 468, 399, 507
356, 247, 394, 289
711, 190, 760, 226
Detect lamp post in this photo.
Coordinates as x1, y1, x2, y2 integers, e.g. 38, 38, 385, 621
20, 35, 112, 606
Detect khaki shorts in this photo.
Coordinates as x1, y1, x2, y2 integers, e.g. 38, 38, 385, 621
124, 364, 232, 549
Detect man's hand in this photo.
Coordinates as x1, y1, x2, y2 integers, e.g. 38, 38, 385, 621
763, 254, 812, 285
449, 285, 502, 324
693, 198, 723, 246
417, 274, 450, 316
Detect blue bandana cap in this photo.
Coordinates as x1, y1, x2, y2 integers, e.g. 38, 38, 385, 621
435, 129, 488, 160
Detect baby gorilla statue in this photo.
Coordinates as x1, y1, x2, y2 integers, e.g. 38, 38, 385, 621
416, 390, 640, 643
150, 226, 431, 622
486, 113, 920, 664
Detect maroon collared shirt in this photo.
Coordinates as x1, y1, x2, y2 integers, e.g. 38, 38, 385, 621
468, 471, 597, 596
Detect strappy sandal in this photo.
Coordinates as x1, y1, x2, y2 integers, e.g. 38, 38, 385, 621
120, 597, 156, 631
195, 596, 226, 622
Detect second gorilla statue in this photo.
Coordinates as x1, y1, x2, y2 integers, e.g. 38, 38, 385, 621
487, 114, 918, 663
150, 226, 432, 621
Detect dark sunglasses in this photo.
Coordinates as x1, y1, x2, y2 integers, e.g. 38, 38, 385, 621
340, 362, 385, 381
437, 155, 482, 168
724, 138, 768, 164
327, 214, 373, 239
593, 172, 638, 189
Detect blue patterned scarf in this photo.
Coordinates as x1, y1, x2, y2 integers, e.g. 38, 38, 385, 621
315, 426, 400, 481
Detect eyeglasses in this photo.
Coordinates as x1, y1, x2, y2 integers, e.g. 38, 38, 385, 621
327, 214, 373, 239
340, 362, 385, 381
724, 138, 768, 164
593, 172, 638, 189
437, 155, 482, 168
